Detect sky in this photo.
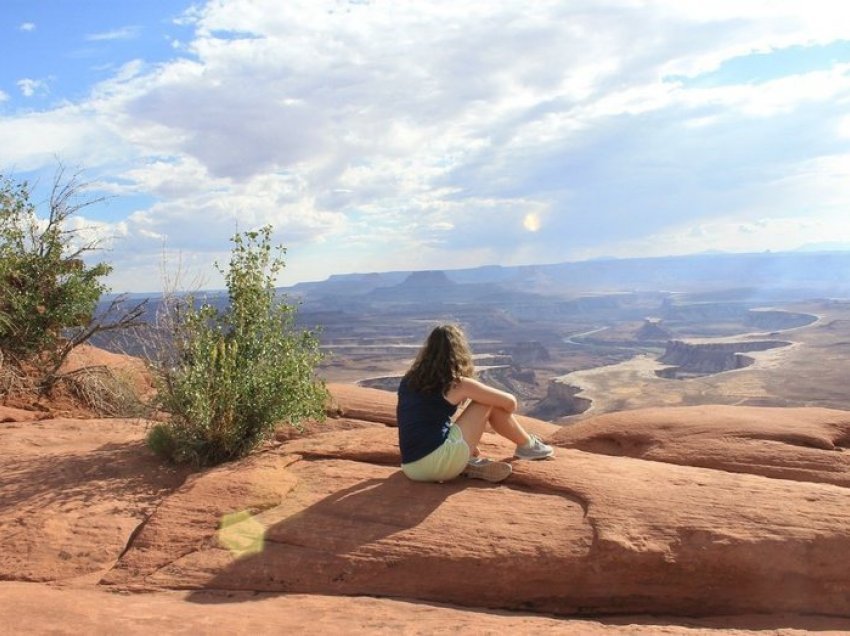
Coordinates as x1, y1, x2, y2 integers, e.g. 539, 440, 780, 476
2, 0, 850, 292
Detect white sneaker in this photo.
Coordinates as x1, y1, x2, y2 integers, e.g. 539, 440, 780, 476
462, 457, 512, 482
514, 434, 554, 460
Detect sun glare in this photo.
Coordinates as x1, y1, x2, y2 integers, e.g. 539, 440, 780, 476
523, 212, 541, 232
218, 510, 266, 557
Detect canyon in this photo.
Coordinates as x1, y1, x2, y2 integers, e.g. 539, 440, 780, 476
97, 251, 849, 423
291, 258, 845, 422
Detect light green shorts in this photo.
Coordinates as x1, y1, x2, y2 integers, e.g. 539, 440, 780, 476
401, 424, 470, 483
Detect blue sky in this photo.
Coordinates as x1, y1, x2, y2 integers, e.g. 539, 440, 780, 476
3, 1, 193, 107
2, 0, 850, 292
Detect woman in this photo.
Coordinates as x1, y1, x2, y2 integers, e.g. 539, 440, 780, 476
396, 324, 553, 483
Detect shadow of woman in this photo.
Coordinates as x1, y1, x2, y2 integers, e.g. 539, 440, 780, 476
186, 468, 491, 604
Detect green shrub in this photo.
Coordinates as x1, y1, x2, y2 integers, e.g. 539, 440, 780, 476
148, 226, 327, 466
0, 170, 146, 393
0, 174, 109, 359
0, 310, 11, 335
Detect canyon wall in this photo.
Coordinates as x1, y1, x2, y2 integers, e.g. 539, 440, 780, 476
528, 380, 591, 419
657, 340, 789, 378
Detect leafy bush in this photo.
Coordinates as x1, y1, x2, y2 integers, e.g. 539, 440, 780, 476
0, 174, 109, 357
0, 170, 146, 394
148, 226, 327, 466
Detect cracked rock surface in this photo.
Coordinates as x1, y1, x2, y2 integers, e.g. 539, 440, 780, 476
3, 375, 850, 633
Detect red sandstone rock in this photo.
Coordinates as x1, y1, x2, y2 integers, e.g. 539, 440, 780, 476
0, 417, 187, 582
551, 405, 850, 486
327, 382, 398, 424
60, 343, 156, 401
5, 382, 850, 632
0, 404, 47, 422
274, 415, 384, 442
9, 582, 850, 635
105, 425, 850, 617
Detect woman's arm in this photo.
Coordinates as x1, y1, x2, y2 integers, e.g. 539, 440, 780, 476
445, 377, 517, 412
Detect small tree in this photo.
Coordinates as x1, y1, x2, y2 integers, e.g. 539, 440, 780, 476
0, 169, 146, 392
148, 226, 327, 466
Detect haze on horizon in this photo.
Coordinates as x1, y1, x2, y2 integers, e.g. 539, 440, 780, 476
2, 0, 850, 293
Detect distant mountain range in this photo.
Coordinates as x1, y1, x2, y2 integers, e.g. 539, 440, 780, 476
105, 249, 850, 308
286, 250, 850, 305
95, 249, 850, 355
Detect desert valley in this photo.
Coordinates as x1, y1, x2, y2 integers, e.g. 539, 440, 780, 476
302, 251, 850, 420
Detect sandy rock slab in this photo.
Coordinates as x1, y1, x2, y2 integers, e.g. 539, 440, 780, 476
0, 404, 48, 422
8, 379, 850, 630
0, 417, 188, 582
108, 425, 850, 618
552, 405, 850, 487
0, 385, 383, 586
327, 383, 398, 424
9, 583, 850, 635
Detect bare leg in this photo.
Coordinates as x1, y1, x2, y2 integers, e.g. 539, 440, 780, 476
488, 407, 532, 446
453, 401, 492, 452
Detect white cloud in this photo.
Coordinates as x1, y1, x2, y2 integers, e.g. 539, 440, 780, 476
571, 150, 850, 260
16, 78, 49, 98
3, 0, 850, 289
680, 64, 850, 117
839, 116, 850, 139
0, 104, 130, 170
18, 22, 35, 32
0, 89, 8, 102
577, 213, 850, 262
67, 215, 130, 251
137, 228, 165, 240
85, 26, 141, 42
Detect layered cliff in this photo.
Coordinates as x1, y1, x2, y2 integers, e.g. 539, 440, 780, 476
657, 339, 789, 378
528, 379, 591, 419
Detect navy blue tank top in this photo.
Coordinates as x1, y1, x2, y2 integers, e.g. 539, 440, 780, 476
396, 377, 459, 464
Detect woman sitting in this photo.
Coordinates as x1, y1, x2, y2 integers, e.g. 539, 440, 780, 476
397, 324, 553, 483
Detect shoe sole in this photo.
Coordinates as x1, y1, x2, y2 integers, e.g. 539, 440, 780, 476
463, 461, 513, 483
514, 449, 555, 460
